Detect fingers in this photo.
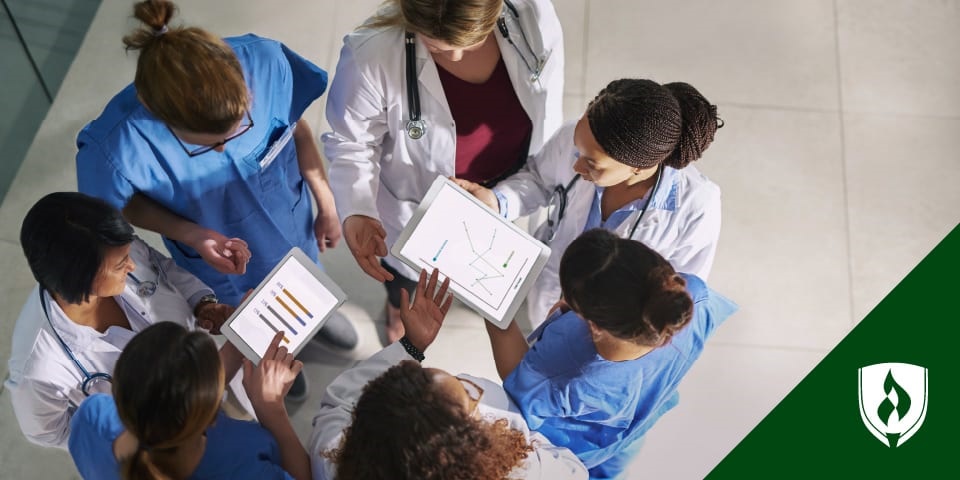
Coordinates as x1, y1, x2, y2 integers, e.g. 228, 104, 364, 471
440, 291, 454, 316
399, 288, 410, 313
425, 268, 439, 298
317, 234, 327, 253
436, 275, 451, 305
264, 330, 285, 360
357, 254, 394, 282
242, 358, 253, 378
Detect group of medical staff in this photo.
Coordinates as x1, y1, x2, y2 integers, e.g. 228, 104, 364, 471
4, 0, 738, 479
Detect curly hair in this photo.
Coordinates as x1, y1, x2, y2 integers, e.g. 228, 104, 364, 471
329, 361, 533, 479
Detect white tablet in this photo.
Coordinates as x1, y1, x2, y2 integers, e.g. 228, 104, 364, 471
221, 247, 347, 364
391, 177, 551, 329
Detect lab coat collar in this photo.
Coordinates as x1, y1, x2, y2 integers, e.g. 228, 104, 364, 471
649, 166, 679, 212
41, 283, 147, 354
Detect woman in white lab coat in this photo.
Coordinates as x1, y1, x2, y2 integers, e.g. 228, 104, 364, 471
323, 0, 564, 342
4, 192, 232, 449
308, 269, 587, 480
457, 79, 724, 327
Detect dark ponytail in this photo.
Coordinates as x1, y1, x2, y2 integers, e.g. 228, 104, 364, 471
113, 322, 224, 480
559, 229, 694, 346
585, 78, 721, 170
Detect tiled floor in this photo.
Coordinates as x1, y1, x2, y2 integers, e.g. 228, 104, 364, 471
1, 1, 958, 478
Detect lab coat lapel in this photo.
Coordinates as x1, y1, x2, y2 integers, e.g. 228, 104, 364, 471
414, 41, 451, 118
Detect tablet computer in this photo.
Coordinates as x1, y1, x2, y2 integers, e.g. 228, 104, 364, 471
221, 247, 347, 364
391, 176, 551, 329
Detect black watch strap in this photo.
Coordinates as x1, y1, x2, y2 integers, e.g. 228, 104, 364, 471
399, 336, 425, 362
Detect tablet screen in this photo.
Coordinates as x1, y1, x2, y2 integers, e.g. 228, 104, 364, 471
224, 251, 343, 359
393, 179, 549, 326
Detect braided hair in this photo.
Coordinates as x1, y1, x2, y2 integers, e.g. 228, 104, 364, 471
586, 79, 721, 170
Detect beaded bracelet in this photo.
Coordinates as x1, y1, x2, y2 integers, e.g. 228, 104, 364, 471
399, 336, 425, 362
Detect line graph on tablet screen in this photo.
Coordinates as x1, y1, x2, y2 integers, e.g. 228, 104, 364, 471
400, 184, 539, 314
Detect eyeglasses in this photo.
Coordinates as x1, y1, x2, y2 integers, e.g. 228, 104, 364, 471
458, 377, 484, 412
169, 111, 254, 157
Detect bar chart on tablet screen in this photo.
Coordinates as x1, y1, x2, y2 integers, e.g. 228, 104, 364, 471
230, 258, 338, 356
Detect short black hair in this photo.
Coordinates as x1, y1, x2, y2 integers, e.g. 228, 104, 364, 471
20, 192, 135, 304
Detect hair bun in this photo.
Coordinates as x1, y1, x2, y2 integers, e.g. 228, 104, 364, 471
123, 0, 178, 50
641, 273, 693, 344
663, 82, 720, 169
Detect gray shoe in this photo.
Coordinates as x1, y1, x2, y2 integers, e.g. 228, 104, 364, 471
312, 310, 359, 350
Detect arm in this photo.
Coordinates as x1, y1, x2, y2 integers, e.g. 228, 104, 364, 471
309, 269, 452, 464
490, 123, 578, 221
8, 376, 72, 449
323, 41, 395, 281
243, 332, 310, 480
484, 320, 529, 381
123, 194, 251, 275
294, 119, 341, 253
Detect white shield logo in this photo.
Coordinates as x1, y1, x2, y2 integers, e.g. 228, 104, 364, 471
858, 362, 928, 448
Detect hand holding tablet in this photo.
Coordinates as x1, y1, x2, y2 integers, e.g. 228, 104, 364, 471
392, 177, 551, 329
221, 247, 347, 364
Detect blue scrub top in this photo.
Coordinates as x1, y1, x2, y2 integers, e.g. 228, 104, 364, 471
68, 394, 293, 480
582, 167, 679, 233
76, 34, 328, 304
505, 274, 738, 479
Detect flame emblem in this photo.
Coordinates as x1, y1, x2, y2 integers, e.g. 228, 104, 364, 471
858, 363, 927, 448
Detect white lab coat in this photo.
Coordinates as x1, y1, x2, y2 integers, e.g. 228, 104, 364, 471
308, 342, 588, 480
323, 0, 565, 279
495, 123, 723, 327
4, 238, 211, 449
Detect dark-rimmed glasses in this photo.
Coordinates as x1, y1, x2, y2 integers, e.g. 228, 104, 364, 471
169, 111, 254, 157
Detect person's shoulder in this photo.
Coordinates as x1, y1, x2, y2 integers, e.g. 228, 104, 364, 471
7, 290, 55, 381
342, 24, 403, 60
70, 394, 121, 443
80, 84, 147, 143
513, 0, 562, 23
674, 165, 721, 199
679, 273, 709, 303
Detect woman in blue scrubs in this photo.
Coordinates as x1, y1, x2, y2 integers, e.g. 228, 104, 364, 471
485, 229, 738, 479
74, 0, 357, 364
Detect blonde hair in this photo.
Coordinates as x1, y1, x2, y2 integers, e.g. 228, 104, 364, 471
123, 0, 247, 134
364, 0, 502, 47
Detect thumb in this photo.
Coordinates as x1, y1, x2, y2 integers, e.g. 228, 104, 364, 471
399, 289, 410, 318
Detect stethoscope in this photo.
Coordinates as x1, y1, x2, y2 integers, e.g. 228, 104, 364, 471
39, 288, 113, 396
405, 0, 548, 140
540, 166, 665, 243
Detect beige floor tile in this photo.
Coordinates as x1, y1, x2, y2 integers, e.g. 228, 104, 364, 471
563, 93, 586, 123
0, 240, 37, 379
630, 344, 829, 479
844, 113, 960, 321
837, 0, 960, 116
697, 106, 853, 349
553, 0, 588, 96
0, 391, 80, 479
584, 0, 840, 110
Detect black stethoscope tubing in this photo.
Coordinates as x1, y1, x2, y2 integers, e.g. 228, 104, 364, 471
38, 288, 113, 397
404, 0, 542, 140
552, 165, 665, 241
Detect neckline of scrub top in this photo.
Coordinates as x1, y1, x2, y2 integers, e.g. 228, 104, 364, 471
41, 287, 151, 353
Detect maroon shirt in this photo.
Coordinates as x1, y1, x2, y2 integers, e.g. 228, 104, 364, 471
437, 57, 533, 186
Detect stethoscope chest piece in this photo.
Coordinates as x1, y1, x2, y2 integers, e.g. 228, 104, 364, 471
406, 119, 426, 140
128, 273, 157, 297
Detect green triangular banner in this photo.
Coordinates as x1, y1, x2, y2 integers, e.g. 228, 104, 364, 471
708, 223, 960, 477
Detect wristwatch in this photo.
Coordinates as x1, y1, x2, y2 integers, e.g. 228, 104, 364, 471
194, 293, 219, 315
